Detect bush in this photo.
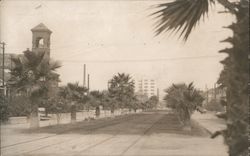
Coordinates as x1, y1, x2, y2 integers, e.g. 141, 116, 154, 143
164, 83, 204, 126
0, 95, 9, 122
8, 95, 30, 117
204, 99, 225, 112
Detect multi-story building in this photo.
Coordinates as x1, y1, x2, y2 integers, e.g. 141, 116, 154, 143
135, 78, 158, 98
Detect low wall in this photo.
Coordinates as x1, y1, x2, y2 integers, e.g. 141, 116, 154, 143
8, 117, 28, 124
7, 109, 143, 127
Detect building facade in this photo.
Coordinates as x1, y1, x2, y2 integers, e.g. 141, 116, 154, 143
135, 78, 158, 98
31, 23, 52, 60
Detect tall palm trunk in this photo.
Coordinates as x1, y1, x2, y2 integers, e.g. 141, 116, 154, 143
70, 102, 76, 123
29, 99, 39, 129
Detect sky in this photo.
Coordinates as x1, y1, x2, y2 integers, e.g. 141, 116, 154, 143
0, 0, 234, 98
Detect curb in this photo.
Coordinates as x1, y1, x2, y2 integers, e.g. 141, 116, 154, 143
191, 119, 213, 135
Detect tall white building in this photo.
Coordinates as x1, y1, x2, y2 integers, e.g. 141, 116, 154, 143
135, 78, 158, 98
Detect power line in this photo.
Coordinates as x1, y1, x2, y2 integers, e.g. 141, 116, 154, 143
59, 55, 224, 63
7, 0, 174, 1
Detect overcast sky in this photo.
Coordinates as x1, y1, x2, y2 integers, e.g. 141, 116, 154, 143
0, 0, 234, 98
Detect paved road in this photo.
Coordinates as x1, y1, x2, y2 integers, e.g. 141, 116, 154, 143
1, 110, 227, 156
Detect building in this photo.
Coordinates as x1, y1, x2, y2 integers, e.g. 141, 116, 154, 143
31, 23, 59, 96
0, 53, 19, 95
135, 78, 158, 98
31, 23, 52, 60
1, 23, 58, 96
204, 86, 226, 104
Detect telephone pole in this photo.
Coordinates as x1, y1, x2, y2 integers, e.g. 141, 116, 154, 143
87, 74, 90, 91
205, 84, 209, 105
0, 42, 6, 95
83, 64, 86, 87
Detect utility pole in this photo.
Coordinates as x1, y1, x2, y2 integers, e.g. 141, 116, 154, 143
87, 74, 90, 93
157, 88, 160, 100
83, 64, 86, 87
205, 84, 209, 105
0, 42, 5, 95
156, 88, 160, 109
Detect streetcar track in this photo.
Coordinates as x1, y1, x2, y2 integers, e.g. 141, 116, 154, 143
119, 114, 164, 156
1, 114, 139, 149
19, 114, 143, 155
2, 112, 163, 156
68, 113, 160, 156
69, 112, 164, 156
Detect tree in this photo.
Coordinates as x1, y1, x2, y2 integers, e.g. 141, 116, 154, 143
152, 0, 249, 155
147, 95, 159, 110
102, 90, 118, 114
8, 49, 61, 128
8, 94, 30, 117
108, 73, 135, 110
47, 97, 67, 124
135, 93, 149, 110
58, 82, 88, 122
0, 92, 9, 122
164, 83, 204, 128
89, 90, 104, 117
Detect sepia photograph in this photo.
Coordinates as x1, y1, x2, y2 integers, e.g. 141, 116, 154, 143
0, 0, 248, 156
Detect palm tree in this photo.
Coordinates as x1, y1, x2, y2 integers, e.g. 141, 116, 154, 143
89, 90, 103, 117
58, 82, 88, 123
164, 83, 204, 128
152, 1, 249, 155
102, 91, 118, 115
8, 49, 61, 128
108, 73, 135, 110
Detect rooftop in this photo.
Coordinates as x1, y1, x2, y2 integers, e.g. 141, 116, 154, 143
31, 23, 52, 33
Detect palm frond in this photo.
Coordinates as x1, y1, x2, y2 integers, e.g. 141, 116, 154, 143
151, 0, 214, 40
23, 50, 45, 68
49, 60, 62, 71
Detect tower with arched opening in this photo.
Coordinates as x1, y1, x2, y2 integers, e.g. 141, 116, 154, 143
31, 23, 59, 96
31, 23, 52, 59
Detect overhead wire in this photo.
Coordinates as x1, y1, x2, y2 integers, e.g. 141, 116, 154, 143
59, 55, 225, 63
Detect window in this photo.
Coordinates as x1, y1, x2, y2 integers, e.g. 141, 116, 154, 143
36, 37, 45, 48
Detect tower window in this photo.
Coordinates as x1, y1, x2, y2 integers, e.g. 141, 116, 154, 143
36, 37, 45, 48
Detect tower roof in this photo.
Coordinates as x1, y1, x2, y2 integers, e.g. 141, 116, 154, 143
31, 23, 52, 33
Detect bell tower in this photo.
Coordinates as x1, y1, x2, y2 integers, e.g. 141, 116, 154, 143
31, 23, 52, 59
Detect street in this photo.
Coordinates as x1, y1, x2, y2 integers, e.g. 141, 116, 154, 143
1, 110, 227, 156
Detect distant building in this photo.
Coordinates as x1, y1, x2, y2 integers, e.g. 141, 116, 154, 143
0, 53, 18, 95
135, 78, 158, 98
0, 53, 19, 70
204, 86, 226, 103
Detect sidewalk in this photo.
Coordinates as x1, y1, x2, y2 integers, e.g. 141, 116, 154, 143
191, 111, 228, 156
192, 111, 227, 134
